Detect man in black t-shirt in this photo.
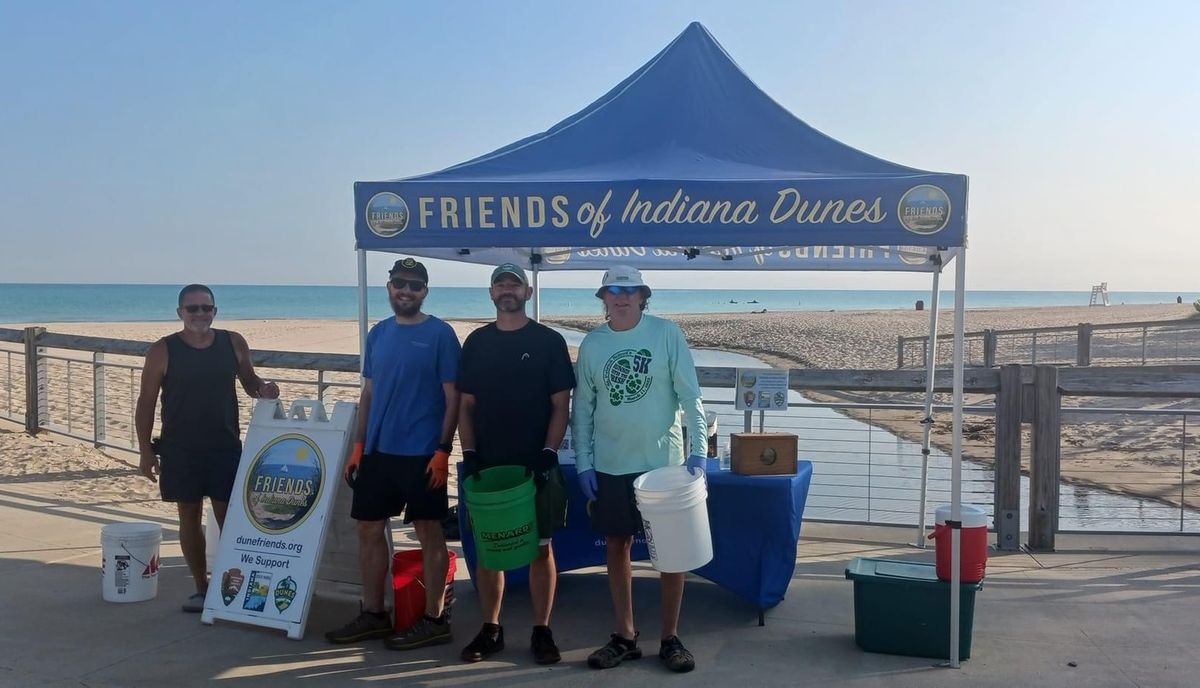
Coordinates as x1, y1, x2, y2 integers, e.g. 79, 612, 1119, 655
456, 263, 575, 665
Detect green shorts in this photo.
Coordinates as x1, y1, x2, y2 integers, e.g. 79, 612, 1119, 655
533, 465, 568, 542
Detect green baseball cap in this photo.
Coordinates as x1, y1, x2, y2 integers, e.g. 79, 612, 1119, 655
490, 263, 528, 285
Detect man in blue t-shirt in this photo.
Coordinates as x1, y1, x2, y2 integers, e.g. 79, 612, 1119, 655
325, 258, 462, 650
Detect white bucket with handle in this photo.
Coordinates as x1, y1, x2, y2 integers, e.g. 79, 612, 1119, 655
633, 466, 713, 573
100, 522, 162, 603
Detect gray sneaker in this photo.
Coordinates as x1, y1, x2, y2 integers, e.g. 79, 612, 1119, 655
325, 607, 393, 644
384, 615, 452, 650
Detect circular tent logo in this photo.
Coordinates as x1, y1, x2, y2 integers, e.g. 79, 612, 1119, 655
366, 192, 410, 237
898, 185, 951, 235
244, 434, 325, 534
897, 245, 935, 266
541, 247, 574, 265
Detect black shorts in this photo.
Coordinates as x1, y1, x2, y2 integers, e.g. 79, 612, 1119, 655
590, 471, 645, 537
159, 446, 242, 503
351, 451, 448, 523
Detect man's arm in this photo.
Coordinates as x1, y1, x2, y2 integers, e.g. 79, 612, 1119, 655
543, 390, 570, 451
458, 393, 476, 451
355, 378, 373, 444
439, 382, 460, 450
668, 324, 708, 458
134, 340, 167, 482
230, 331, 279, 400
571, 354, 597, 473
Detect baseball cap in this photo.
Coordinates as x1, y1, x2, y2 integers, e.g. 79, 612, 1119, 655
597, 265, 651, 297
389, 257, 429, 283
490, 263, 528, 286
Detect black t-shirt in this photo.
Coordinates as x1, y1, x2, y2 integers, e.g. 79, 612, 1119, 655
457, 320, 576, 466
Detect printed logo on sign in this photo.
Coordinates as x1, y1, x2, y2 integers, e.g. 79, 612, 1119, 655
366, 192, 409, 237
897, 245, 934, 266
243, 571, 273, 612
273, 576, 298, 613
897, 185, 951, 235
602, 348, 654, 406
221, 568, 245, 606
244, 434, 325, 535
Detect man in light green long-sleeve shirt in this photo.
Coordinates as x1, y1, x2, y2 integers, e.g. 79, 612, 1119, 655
572, 265, 707, 674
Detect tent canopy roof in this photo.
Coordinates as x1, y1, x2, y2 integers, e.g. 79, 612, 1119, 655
354, 22, 967, 263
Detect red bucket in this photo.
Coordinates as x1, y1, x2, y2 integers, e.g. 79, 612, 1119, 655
392, 549, 457, 632
927, 505, 989, 584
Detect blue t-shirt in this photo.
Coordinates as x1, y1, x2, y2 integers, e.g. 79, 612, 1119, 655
363, 315, 460, 456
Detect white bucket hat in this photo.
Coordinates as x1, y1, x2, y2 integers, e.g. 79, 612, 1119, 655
597, 265, 652, 297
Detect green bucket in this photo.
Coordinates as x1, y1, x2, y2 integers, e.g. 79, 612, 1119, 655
464, 465, 539, 571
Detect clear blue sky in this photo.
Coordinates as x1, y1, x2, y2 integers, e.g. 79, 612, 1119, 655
1, 1, 1196, 291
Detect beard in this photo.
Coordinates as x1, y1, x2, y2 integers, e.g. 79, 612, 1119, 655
390, 294, 423, 317
492, 293, 526, 313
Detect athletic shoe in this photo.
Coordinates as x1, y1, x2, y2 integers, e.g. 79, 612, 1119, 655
384, 615, 452, 650
587, 632, 641, 669
182, 592, 205, 613
659, 635, 695, 673
531, 625, 561, 665
460, 623, 504, 662
325, 606, 393, 644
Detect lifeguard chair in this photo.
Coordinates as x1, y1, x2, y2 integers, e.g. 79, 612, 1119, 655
1089, 282, 1110, 307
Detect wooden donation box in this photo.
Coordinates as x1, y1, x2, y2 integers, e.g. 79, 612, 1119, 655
730, 432, 798, 476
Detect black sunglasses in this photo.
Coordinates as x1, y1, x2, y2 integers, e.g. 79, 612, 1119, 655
604, 285, 642, 296
390, 277, 427, 291
182, 304, 215, 313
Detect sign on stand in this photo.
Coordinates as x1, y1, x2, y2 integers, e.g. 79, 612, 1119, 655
202, 399, 356, 639
734, 368, 790, 411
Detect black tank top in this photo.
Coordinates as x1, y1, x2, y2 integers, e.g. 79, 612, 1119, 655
160, 329, 241, 451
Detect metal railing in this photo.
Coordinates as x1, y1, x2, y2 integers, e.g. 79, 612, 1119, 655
898, 319, 1200, 368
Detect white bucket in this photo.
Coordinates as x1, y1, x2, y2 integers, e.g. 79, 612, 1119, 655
100, 522, 162, 603
633, 466, 713, 573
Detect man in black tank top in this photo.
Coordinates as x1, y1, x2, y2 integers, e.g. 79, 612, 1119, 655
135, 284, 279, 613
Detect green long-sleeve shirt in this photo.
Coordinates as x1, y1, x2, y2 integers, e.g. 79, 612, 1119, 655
572, 314, 707, 475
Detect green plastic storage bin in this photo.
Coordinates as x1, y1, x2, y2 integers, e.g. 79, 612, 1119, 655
844, 558, 982, 661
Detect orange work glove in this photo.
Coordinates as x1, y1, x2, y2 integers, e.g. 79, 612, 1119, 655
427, 448, 451, 489
344, 442, 364, 489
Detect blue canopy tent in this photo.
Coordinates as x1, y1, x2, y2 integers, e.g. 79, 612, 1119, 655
353, 22, 973, 665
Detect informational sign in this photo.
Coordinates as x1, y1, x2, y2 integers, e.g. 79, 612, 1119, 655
202, 399, 356, 640
734, 368, 789, 411
556, 427, 576, 464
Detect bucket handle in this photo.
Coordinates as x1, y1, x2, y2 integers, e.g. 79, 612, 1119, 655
120, 542, 153, 568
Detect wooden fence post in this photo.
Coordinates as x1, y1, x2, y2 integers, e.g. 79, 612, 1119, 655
23, 327, 46, 435
1027, 365, 1061, 551
93, 352, 106, 447
1077, 323, 1092, 367
897, 337, 906, 369
993, 365, 1023, 550
983, 329, 998, 368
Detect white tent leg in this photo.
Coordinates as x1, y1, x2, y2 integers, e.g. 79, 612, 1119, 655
356, 249, 368, 377
531, 257, 541, 322
949, 246, 967, 668
915, 268, 942, 548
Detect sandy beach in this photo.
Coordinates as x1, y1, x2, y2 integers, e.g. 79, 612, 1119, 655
1, 303, 1196, 517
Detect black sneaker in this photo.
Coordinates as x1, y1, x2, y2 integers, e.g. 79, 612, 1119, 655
659, 636, 695, 673
587, 632, 641, 669
384, 614, 452, 650
325, 606, 393, 644
531, 625, 561, 665
461, 623, 504, 662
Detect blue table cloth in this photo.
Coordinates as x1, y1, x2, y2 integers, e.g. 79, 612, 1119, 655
456, 461, 813, 610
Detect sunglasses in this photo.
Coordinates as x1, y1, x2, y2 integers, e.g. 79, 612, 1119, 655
390, 277, 427, 291
604, 285, 642, 296
181, 304, 215, 314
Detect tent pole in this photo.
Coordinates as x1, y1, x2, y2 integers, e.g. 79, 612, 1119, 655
356, 249, 368, 377
531, 253, 541, 322
949, 247, 967, 668
915, 266, 942, 548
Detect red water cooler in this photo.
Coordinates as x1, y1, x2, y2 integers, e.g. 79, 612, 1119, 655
927, 505, 989, 583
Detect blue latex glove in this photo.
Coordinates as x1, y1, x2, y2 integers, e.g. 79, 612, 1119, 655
685, 454, 706, 473
578, 468, 598, 501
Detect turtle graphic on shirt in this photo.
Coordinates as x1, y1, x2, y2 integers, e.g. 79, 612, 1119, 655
602, 348, 654, 406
